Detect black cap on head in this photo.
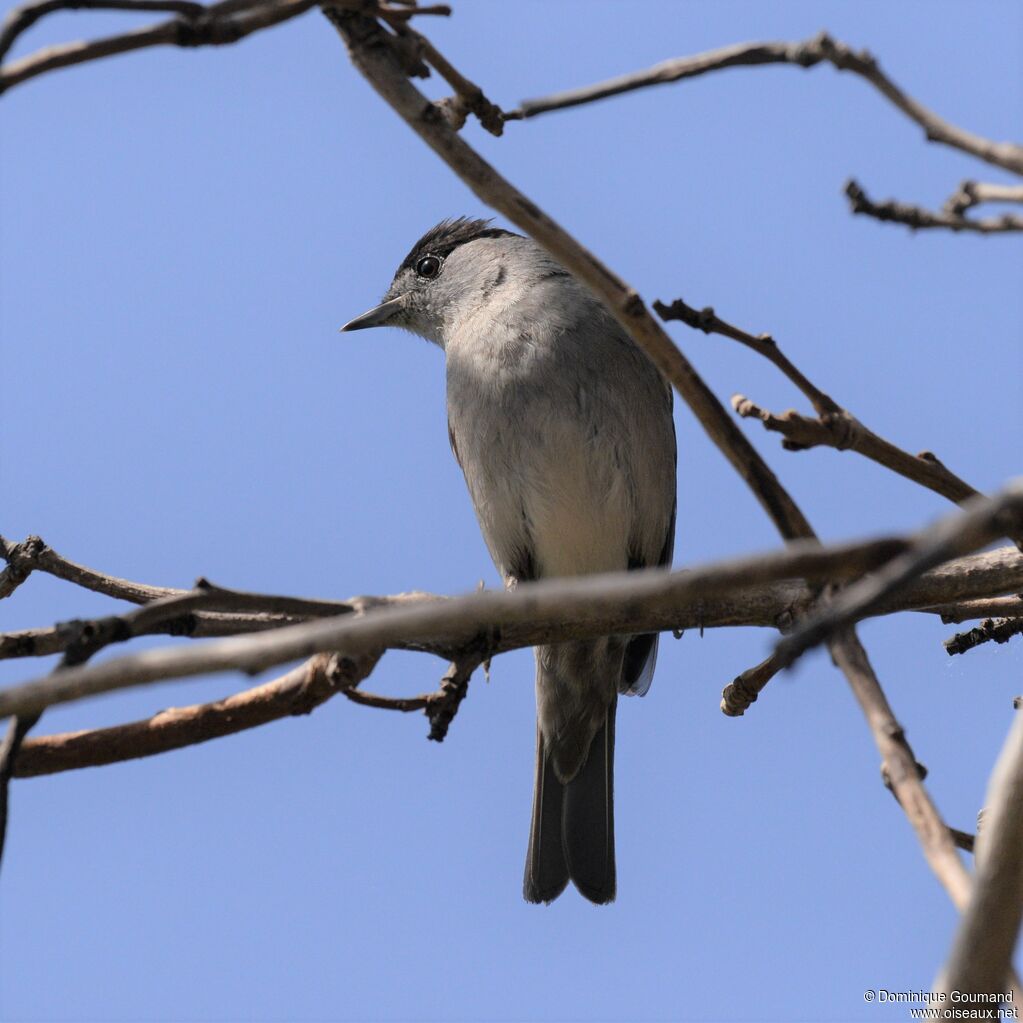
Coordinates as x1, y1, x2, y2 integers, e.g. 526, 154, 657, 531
398, 217, 516, 272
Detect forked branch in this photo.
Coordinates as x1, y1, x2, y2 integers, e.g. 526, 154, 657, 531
511, 31, 1023, 176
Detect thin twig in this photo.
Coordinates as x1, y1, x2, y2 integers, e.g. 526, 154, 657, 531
0, 0, 317, 95
731, 394, 984, 508
846, 179, 1023, 234
510, 31, 1023, 175
1, 533, 186, 603
380, 15, 504, 135
0, 610, 302, 660
945, 617, 1023, 657
377, 3, 449, 20
653, 298, 985, 510
776, 484, 1023, 667
341, 686, 429, 713
0, 579, 157, 866
653, 298, 838, 418
0, 534, 445, 660
0, 0, 212, 63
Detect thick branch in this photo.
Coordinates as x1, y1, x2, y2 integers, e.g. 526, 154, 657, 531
510, 31, 1023, 176
325, 7, 816, 546
3, 540, 1020, 718
14, 651, 484, 777
926, 595, 1023, 624
16, 651, 378, 776
2, 523, 1020, 722
940, 712, 1023, 1000
12, 539, 1018, 776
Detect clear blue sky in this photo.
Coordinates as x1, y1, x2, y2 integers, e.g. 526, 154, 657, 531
1, 2, 1021, 1020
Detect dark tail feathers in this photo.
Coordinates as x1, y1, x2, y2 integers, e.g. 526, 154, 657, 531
523, 703, 616, 905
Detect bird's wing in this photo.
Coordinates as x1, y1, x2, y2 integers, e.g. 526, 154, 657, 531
622, 393, 677, 697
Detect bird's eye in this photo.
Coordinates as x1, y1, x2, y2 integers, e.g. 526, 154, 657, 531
415, 255, 441, 279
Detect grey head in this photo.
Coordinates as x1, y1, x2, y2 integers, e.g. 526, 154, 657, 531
341, 217, 525, 345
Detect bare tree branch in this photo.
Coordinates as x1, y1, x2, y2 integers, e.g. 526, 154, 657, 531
943, 180, 1023, 216
1, 532, 184, 603
830, 634, 972, 909
15, 652, 375, 776
0, 0, 209, 63
653, 291, 1022, 719
0, 610, 296, 659
731, 394, 987, 505
510, 31, 1023, 176
945, 617, 1023, 657
652, 299, 838, 419
9, 541, 1018, 777
0, 568, 165, 865
1, 5, 1014, 990
12, 650, 477, 779
379, 13, 504, 135
719, 650, 785, 718
939, 711, 1023, 1002
776, 483, 1023, 666
2, 526, 1020, 722
0, 712, 40, 859
927, 596, 1023, 624
0, 534, 444, 658
845, 179, 1023, 234
653, 297, 990, 511
324, 8, 817, 548
0, 0, 317, 95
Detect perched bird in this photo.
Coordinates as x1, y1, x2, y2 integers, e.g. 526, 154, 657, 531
342, 218, 676, 904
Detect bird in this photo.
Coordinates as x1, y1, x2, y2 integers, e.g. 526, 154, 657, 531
342, 218, 676, 904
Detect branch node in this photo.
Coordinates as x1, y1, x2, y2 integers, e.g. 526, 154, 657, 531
0, 534, 46, 598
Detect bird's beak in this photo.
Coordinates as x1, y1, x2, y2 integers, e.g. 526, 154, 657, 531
339, 296, 405, 332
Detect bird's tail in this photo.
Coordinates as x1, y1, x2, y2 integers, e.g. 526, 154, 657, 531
523, 700, 616, 905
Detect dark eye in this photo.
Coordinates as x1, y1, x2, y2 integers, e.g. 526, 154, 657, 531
415, 255, 441, 279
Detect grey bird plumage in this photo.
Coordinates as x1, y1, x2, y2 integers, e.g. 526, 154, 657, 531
343, 218, 677, 904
